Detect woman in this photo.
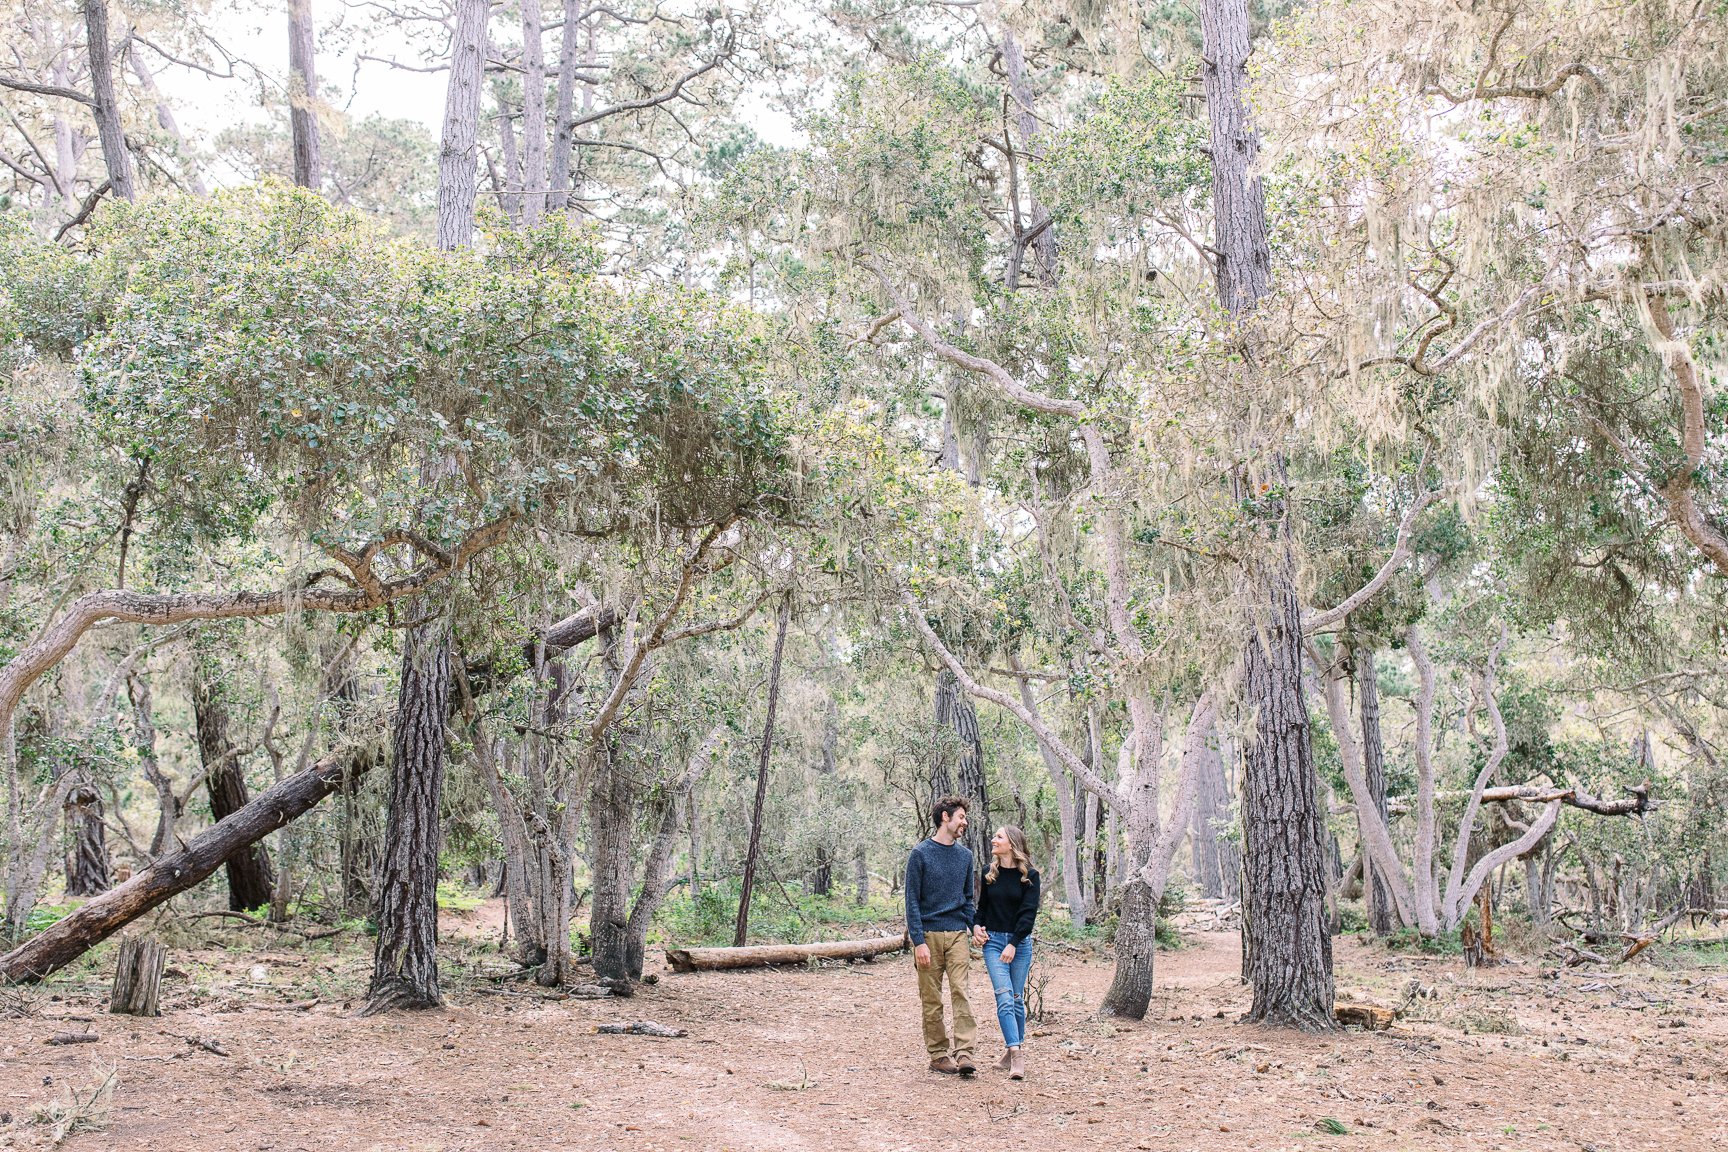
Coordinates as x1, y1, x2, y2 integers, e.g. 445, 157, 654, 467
971, 825, 1040, 1080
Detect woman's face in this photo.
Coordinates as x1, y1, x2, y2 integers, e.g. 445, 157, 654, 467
992, 828, 1011, 858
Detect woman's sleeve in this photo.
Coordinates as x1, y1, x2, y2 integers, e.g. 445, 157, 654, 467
1013, 870, 1041, 944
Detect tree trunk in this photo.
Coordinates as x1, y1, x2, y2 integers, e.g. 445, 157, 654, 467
363, 619, 449, 1014
932, 669, 989, 867
492, 76, 522, 223
517, 0, 548, 224
287, 0, 323, 189
436, 0, 489, 250
1098, 877, 1159, 1017
127, 53, 208, 195
1237, 568, 1336, 1030
1, 749, 362, 983
998, 26, 1057, 286
853, 845, 869, 906
1018, 675, 1088, 924
734, 600, 791, 947
1203, 0, 1335, 1031
127, 675, 179, 859
620, 791, 683, 980
109, 935, 164, 1016
1357, 649, 1396, 937
1188, 717, 1238, 901
62, 781, 110, 897
547, 0, 584, 211
192, 674, 274, 912
82, 0, 136, 201
586, 741, 637, 981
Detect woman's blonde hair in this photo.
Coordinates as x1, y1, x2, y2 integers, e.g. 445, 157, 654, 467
985, 825, 1034, 884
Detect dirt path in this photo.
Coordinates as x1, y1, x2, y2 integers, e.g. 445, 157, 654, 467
2, 913, 1724, 1150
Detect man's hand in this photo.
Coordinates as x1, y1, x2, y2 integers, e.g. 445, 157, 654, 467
914, 943, 932, 969
1001, 943, 1017, 964
971, 925, 988, 946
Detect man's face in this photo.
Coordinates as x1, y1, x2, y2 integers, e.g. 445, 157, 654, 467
943, 806, 968, 838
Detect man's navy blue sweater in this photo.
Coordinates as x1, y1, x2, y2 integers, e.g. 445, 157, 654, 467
904, 837, 975, 945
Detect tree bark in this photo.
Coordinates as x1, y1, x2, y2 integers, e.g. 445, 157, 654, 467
436, 0, 489, 249
1, 750, 360, 983
1357, 649, 1396, 936
82, 0, 136, 201
287, 0, 323, 190
192, 673, 274, 912
734, 600, 791, 947
363, 619, 450, 1014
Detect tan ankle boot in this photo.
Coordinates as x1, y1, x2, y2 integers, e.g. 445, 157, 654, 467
993, 1049, 1013, 1071
1008, 1048, 1024, 1080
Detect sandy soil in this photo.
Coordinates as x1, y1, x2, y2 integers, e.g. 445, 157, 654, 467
2, 905, 1725, 1151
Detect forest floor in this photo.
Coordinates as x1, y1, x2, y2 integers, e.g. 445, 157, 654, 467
2, 902, 1725, 1151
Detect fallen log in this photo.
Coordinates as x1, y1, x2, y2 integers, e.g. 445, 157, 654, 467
1334, 1003, 1394, 1031
665, 933, 908, 973
1, 751, 359, 984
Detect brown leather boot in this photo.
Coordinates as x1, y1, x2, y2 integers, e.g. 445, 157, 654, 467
954, 1053, 977, 1076
929, 1056, 960, 1074
1008, 1048, 1024, 1080
993, 1049, 1013, 1071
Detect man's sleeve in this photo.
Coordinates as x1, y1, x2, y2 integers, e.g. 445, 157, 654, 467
960, 847, 976, 928
1013, 869, 1041, 945
904, 849, 926, 945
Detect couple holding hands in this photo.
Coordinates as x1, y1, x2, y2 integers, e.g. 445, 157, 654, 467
904, 796, 1041, 1081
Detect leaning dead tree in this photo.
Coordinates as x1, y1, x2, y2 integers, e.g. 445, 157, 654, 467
1, 750, 354, 983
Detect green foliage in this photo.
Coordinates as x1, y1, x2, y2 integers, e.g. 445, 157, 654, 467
77, 186, 787, 561
655, 880, 897, 948
434, 879, 484, 914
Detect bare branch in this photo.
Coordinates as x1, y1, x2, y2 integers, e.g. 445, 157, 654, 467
867, 261, 1086, 418
1303, 482, 1438, 633
0, 76, 96, 106
901, 589, 1114, 804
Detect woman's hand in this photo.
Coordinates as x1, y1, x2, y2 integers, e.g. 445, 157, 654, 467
972, 925, 988, 946
1001, 943, 1016, 963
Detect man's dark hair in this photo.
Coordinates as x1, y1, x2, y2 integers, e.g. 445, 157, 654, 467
930, 794, 968, 830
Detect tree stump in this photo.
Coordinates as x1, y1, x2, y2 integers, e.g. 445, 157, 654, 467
110, 935, 165, 1017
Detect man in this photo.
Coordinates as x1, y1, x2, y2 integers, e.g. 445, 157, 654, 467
905, 795, 977, 1075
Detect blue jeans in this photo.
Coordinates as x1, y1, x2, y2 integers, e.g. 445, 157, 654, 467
982, 931, 1032, 1048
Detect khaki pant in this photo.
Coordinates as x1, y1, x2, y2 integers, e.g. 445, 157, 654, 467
916, 930, 976, 1059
